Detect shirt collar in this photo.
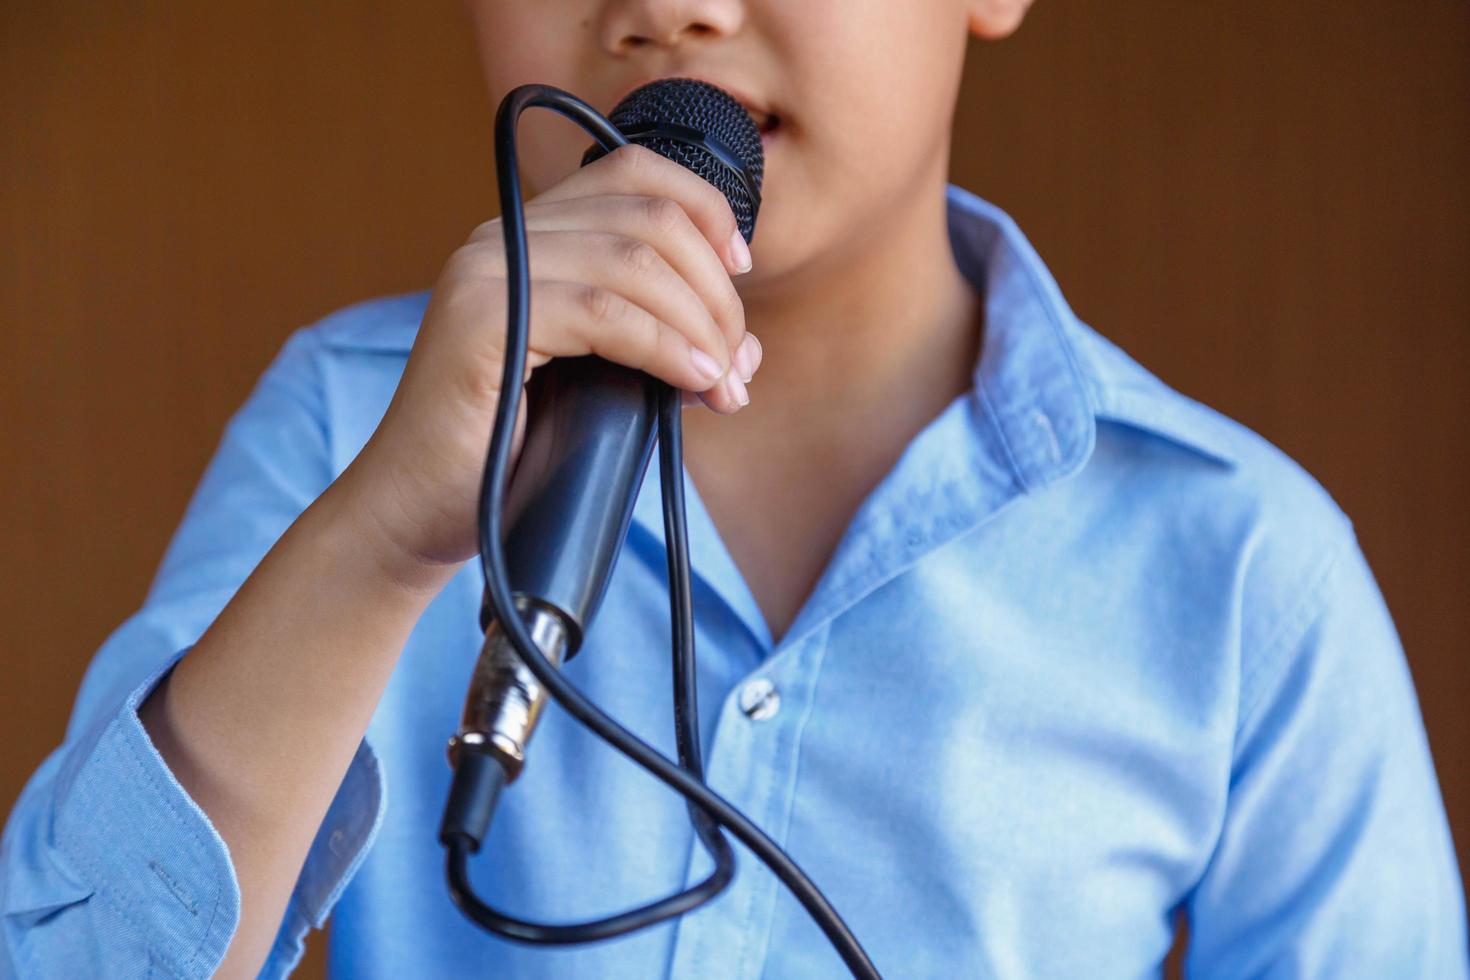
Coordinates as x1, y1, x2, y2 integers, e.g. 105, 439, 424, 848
313, 185, 1239, 651
628, 182, 1104, 651
318, 185, 1101, 496
948, 182, 1098, 491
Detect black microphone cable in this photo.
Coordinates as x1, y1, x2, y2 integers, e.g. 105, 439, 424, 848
437, 83, 881, 979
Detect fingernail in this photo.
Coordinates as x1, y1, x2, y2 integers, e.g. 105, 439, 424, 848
733, 333, 761, 382
726, 371, 749, 407
690, 347, 724, 382
728, 229, 752, 274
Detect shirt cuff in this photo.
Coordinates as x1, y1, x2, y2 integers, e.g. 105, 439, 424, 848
259, 739, 386, 978
48, 646, 387, 979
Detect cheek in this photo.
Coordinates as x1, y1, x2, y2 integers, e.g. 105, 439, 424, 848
759, 1, 965, 202
748, 82, 954, 274
464, 7, 595, 194
514, 114, 603, 197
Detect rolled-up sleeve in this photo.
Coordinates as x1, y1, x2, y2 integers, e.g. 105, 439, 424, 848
1, 325, 387, 979
1187, 530, 1469, 977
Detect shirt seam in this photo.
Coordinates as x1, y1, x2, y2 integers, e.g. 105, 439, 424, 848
286, 325, 336, 486
758, 626, 834, 979
976, 379, 1030, 492
260, 893, 315, 979
296, 737, 388, 928
1091, 386, 1238, 468
1231, 531, 1353, 744
124, 706, 231, 979
1006, 229, 1098, 479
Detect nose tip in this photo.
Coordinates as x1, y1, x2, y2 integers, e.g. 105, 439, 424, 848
599, 0, 743, 54
631, 22, 712, 48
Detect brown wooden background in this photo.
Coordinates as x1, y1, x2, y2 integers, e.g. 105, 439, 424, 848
3, 2, 1465, 975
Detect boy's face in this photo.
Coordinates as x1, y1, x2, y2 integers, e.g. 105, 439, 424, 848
462, 0, 1032, 287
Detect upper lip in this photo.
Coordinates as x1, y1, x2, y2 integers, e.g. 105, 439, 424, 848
611, 74, 777, 128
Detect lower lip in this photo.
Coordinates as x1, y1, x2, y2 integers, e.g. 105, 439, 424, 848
759, 122, 781, 150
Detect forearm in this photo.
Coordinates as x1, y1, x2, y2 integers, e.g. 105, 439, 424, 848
137, 473, 460, 978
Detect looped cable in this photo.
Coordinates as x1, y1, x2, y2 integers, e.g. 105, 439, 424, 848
446, 82, 880, 979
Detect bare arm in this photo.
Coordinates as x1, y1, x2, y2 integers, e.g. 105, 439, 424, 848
137, 473, 457, 979
136, 143, 757, 978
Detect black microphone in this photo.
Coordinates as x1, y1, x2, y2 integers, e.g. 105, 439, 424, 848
436, 81, 878, 977
443, 78, 764, 834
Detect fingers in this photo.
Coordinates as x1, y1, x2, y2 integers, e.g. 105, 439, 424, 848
533, 144, 749, 280
733, 332, 762, 382
460, 143, 765, 413
525, 279, 750, 413
515, 227, 756, 413
526, 194, 747, 353
524, 192, 753, 413
524, 228, 729, 379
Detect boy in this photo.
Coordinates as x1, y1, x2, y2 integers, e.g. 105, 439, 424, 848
3, 0, 1465, 977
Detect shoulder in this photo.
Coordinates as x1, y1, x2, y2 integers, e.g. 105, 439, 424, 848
261, 289, 431, 473
1063, 318, 1363, 682
296, 288, 431, 355
1068, 315, 1353, 545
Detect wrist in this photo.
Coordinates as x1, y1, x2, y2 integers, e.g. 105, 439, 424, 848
311, 472, 464, 601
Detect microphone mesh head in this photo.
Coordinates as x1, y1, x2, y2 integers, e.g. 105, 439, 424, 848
581, 78, 764, 242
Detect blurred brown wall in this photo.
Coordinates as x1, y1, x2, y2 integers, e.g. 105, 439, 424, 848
2, 2, 1465, 976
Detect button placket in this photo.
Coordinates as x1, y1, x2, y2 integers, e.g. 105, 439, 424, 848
665, 625, 830, 980
666, 678, 768, 978
738, 677, 780, 721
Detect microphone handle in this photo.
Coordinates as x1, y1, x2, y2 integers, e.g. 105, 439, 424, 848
445, 355, 658, 839
485, 353, 661, 658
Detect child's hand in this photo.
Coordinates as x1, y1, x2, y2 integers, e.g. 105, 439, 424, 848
337, 143, 762, 587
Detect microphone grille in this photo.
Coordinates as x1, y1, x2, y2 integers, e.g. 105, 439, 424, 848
581, 77, 764, 243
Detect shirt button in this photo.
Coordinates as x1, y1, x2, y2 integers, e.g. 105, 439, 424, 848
738, 677, 781, 721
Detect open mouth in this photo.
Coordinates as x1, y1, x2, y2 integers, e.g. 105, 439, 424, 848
611, 77, 783, 145
749, 108, 782, 141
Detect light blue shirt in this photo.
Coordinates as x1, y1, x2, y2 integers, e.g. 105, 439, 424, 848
3, 185, 1465, 979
